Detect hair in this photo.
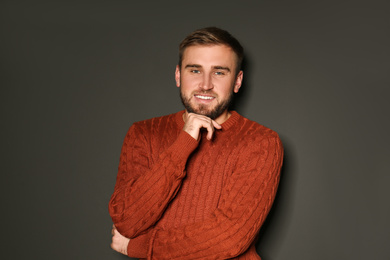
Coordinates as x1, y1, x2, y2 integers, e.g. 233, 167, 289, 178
178, 27, 244, 74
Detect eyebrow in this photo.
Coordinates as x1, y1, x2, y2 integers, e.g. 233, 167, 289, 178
213, 66, 231, 72
185, 64, 202, 69
184, 64, 231, 72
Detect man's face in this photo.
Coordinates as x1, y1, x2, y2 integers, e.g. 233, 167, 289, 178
175, 44, 243, 121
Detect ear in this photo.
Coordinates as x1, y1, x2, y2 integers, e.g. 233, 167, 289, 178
233, 70, 243, 93
175, 65, 181, 87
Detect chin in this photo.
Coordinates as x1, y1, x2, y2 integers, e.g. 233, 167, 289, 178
191, 105, 216, 118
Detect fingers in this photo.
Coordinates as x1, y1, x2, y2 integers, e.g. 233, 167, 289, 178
183, 113, 221, 141
110, 225, 130, 255
205, 120, 220, 140
212, 120, 222, 130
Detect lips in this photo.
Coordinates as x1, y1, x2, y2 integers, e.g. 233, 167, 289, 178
195, 95, 214, 100
194, 94, 215, 100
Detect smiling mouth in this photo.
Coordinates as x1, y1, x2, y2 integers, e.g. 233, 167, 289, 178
194, 94, 214, 100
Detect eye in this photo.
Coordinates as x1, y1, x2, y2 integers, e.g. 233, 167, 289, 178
190, 69, 201, 74
215, 71, 225, 76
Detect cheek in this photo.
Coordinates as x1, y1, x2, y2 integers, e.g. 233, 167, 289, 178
179, 80, 193, 96
180, 76, 199, 89
217, 79, 235, 95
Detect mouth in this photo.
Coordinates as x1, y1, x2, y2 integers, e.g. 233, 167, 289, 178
194, 94, 215, 101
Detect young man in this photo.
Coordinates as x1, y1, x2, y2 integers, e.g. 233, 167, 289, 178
109, 27, 283, 259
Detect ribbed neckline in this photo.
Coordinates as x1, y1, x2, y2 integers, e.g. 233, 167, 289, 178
175, 110, 240, 131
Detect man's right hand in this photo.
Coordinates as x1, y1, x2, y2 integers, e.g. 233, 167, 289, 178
183, 113, 221, 141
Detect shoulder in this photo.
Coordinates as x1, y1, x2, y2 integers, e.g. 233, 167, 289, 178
227, 113, 284, 172
127, 111, 183, 139
132, 111, 182, 129
234, 112, 281, 141
230, 113, 283, 157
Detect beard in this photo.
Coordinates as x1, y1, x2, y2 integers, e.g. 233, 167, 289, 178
180, 89, 233, 120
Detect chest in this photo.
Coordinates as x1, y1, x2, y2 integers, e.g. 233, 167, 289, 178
154, 132, 241, 228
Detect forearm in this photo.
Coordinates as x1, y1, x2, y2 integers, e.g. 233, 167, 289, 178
109, 127, 198, 238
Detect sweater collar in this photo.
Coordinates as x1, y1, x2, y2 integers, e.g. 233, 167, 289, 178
175, 110, 240, 131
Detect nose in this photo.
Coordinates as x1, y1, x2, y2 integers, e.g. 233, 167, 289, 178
201, 73, 214, 90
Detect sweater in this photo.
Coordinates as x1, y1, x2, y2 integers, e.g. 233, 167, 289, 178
109, 110, 283, 259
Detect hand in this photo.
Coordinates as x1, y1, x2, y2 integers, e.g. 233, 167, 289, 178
183, 113, 221, 141
110, 224, 130, 256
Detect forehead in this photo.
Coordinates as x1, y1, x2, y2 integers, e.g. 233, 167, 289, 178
182, 44, 237, 68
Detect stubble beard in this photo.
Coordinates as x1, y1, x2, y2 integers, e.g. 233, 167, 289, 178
180, 90, 233, 120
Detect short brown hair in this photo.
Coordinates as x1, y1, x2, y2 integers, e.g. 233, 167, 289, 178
178, 27, 244, 73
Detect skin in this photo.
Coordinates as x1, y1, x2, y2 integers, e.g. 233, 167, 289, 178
111, 44, 243, 256
111, 224, 129, 255
177, 44, 243, 141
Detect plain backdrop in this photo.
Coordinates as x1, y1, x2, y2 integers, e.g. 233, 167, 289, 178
1, 0, 389, 259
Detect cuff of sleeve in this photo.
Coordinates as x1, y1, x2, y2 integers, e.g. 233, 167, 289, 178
166, 130, 199, 164
127, 231, 152, 258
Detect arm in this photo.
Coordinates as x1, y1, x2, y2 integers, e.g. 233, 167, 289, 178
108, 121, 199, 239
110, 113, 222, 258
147, 135, 283, 259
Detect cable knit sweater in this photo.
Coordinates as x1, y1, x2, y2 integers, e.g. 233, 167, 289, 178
109, 110, 283, 259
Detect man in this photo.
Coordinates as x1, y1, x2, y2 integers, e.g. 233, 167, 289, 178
109, 27, 283, 259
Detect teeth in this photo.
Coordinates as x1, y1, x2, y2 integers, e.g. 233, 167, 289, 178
195, 95, 214, 100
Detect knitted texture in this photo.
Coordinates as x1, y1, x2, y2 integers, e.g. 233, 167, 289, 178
109, 110, 283, 259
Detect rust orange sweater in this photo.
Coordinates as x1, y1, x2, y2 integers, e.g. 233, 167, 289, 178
109, 110, 283, 259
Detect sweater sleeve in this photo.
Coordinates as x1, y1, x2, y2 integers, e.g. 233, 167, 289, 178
108, 123, 199, 240
147, 135, 284, 259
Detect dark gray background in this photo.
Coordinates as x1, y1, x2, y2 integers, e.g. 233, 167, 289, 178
1, 0, 389, 259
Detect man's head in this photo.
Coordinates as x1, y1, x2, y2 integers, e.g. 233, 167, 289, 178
176, 27, 244, 122
178, 27, 244, 75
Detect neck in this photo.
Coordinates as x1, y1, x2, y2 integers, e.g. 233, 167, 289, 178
214, 110, 231, 124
